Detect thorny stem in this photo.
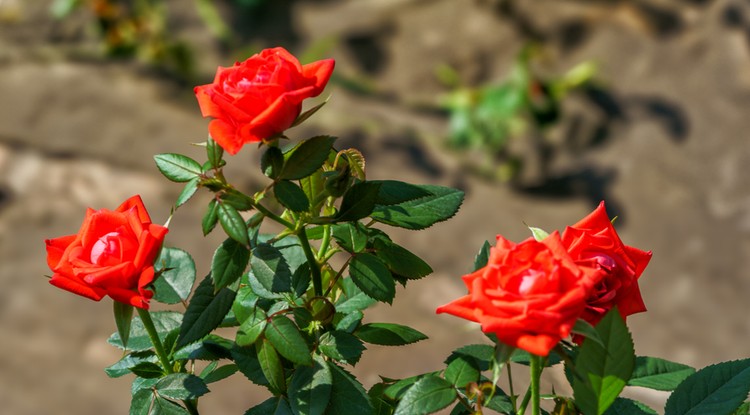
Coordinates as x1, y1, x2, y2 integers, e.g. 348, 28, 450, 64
297, 230, 323, 296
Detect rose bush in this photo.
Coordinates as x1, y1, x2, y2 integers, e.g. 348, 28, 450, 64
437, 232, 602, 356
561, 201, 652, 326
45, 195, 168, 309
194, 46, 335, 154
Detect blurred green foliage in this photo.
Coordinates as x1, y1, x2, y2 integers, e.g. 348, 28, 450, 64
439, 45, 597, 182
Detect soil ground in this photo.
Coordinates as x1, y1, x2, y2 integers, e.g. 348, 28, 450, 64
2, 0, 750, 413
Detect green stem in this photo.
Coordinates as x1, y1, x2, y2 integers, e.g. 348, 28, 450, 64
316, 225, 331, 260
507, 363, 517, 413
298, 230, 323, 296
136, 308, 173, 374
517, 388, 531, 415
529, 354, 543, 415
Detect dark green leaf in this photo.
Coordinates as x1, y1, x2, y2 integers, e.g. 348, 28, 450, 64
202, 364, 238, 384
114, 301, 134, 350
153, 247, 196, 305
393, 375, 457, 415
356, 323, 427, 346
274, 180, 310, 212
373, 239, 432, 280
176, 178, 199, 208
257, 339, 285, 394
572, 319, 605, 348
371, 185, 464, 230
217, 202, 249, 246
261, 146, 284, 179
130, 362, 165, 379
335, 181, 382, 222
384, 372, 441, 400
319, 331, 366, 365
220, 189, 254, 211
573, 308, 635, 415
280, 135, 336, 180
300, 171, 326, 212
265, 315, 312, 365
154, 153, 202, 182
334, 310, 363, 333
173, 334, 233, 361
109, 311, 183, 352
212, 238, 250, 292
473, 240, 491, 271
130, 388, 153, 415
449, 344, 494, 371
202, 199, 219, 236
206, 135, 224, 169
664, 358, 750, 415
444, 355, 480, 388
155, 373, 209, 400
149, 396, 190, 415
335, 279, 376, 313
629, 357, 695, 391
332, 222, 368, 253
232, 277, 258, 324
106, 351, 157, 378
349, 253, 395, 304
244, 396, 294, 415
291, 99, 328, 128
369, 180, 432, 205
603, 398, 657, 415
251, 244, 292, 293
289, 356, 333, 415
176, 275, 236, 349
292, 262, 311, 297
236, 307, 267, 347
231, 344, 269, 387
485, 392, 514, 413
327, 362, 374, 415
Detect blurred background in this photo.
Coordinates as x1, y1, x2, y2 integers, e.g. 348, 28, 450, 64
1, 0, 749, 413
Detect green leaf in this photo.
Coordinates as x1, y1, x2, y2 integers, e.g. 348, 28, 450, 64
154, 153, 203, 183
734, 402, 750, 415
300, 171, 326, 212
201, 364, 238, 384
349, 253, 395, 304
155, 373, 209, 400
334, 278, 376, 313
257, 339, 286, 394
212, 238, 250, 292
371, 185, 464, 230
130, 362, 165, 379
485, 392, 514, 414
291, 99, 328, 128
473, 240, 491, 271
280, 135, 336, 180
108, 311, 183, 352
444, 354, 480, 388
629, 357, 695, 391
231, 344, 269, 388
369, 180, 432, 205
449, 344, 494, 371
319, 331, 366, 365
261, 147, 284, 180
265, 315, 312, 365
373, 239, 432, 280
173, 334, 233, 361
150, 396, 191, 415
106, 351, 157, 378
274, 180, 310, 212
176, 178, 199, 208
219, 189, 255, 211
573, 308, 635, 415
327, 362, 374, 415
202, 199, 220, 236
206, 135, 224, 169
176, 275, 236, 349
334, 310, 363, 333
394, 375, 457, 415
335, 181, 382, 222
528, 226, 550, 241
217, 202, 249, 246
130, 388, 153, 415
236, 307, 267, 347
664, 358, 750, 415
292, 262, 311, 297
114, 301, 134, 350
251, 244, 292, 293
603, 398, 657, 415
356, 323, 427, 346
245, 397, 294, 415
289, 356, 333, 415
153, 248, 196, 305
572, 319, 605, 348
384, 372, 441, 400
332, 222, 368, 253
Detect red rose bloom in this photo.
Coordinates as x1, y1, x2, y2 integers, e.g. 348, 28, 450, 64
561, 201, 652, 326
437, 233, 602, 356
195, 47, 335, 155
45, 195, 168, 309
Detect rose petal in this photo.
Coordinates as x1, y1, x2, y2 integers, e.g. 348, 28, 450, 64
50, 274, 106, 301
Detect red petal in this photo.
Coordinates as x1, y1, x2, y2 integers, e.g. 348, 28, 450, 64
301, 59, 335, 96
45, 235, 76, 270
50, 274, 106, 301
208, 119, 244, 155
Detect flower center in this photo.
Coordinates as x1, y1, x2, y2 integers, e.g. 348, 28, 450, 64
91, 232, 122, 265
585, 253, 617, 271
518, 269, 544, 295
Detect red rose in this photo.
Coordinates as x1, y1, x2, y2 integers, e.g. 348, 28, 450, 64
195, 47, 335, 155
561, 201, 652, 326
437, 233, 601, 356
45, 195, 168, 309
